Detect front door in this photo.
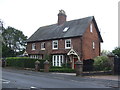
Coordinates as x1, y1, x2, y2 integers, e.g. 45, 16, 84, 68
74, 57, 78, 69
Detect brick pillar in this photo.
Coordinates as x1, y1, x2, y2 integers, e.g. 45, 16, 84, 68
35, 60, 40, 71
75, 60, 83, 76
107, 53, 115, 74
44, 60, 50, 72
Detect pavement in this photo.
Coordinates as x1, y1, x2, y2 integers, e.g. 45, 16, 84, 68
52, 72, 119, 81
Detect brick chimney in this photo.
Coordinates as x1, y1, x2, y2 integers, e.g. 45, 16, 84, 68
58, 10, 67, 25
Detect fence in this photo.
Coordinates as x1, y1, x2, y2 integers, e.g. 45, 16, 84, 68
114, 57, 120, 75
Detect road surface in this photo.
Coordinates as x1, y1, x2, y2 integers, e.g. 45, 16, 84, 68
2, 68, 119, 89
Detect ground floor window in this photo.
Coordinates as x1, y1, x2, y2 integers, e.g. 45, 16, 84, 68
52, 55, 64, 67
30, 54, 43, 59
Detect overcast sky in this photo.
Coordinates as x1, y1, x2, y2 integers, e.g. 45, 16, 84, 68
0, 0, 119, 51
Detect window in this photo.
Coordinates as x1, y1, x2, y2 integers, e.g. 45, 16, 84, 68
90, 24, 93, 33
41, 42, 45, 50
52, 55, 64, 67
65, 39, 71, 49
63, 27, 69, 32
92, 42, 95, 49
32, 43, 36, 50
52, 40, 58, 49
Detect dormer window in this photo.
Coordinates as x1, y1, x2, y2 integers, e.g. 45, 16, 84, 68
90, 24, 93, 33
63, 27, 69, 32
32, 43, 36, 50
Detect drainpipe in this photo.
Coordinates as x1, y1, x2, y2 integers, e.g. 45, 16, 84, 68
80, 37, 83, 61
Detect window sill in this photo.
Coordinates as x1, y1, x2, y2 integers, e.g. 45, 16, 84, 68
52, 48, 58, 50
65, 47, 71, 49
41, 48, 45, 50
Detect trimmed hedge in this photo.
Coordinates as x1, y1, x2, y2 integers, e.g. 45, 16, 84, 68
6, 57, 46, 69
40, 68, 75, 73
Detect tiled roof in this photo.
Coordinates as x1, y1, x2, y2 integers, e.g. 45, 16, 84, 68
27, 16, 103, 42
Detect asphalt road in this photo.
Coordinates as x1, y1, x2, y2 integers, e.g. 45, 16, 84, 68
2, 68, 119, 89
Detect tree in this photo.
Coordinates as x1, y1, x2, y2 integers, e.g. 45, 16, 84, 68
112, 47, 120, 57
2, 26, 27, 57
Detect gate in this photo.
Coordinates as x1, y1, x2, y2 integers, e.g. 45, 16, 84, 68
114, 57, 120, 75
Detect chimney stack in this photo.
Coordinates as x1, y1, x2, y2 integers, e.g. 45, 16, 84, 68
58, 10, 67, 25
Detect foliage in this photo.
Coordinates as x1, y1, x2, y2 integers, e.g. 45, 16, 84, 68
2, 44, 15, 57
101, 50, 110, 56
6, 57, 46, 69
93, 56, 111, 71
112, 47, 120, 57
2, 26, 27, 57
40, 67, 75, 73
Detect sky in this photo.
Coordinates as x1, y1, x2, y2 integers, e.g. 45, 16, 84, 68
0, 0, 119, 51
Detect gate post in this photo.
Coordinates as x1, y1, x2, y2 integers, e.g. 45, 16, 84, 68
35, 60, 40, 71
75, 60, 83, 76
107, 53, 115, 74
44, 60, 50, 72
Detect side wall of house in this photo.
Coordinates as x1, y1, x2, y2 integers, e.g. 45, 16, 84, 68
82, 21, 101, 60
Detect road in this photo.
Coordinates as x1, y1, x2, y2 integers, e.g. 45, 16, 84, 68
2, 68, 119, 89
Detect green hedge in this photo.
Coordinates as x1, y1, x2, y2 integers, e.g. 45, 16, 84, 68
40, 68, 75, 73
6, 57, 46, 69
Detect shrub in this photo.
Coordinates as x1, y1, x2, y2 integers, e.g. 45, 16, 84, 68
40, 68, 75, 73
93, 56, 111, 71
6, 57, 46, 69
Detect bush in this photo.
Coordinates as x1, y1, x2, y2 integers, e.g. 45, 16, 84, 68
6, 57, 46, 69
94, 56, 111, 71
40, 68, 75, 73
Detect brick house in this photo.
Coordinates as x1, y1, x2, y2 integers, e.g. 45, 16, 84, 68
26, 10, 103, 69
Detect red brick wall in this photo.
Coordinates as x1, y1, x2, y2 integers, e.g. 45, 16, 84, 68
82, 21, 101, 60
26, 37, 82, 58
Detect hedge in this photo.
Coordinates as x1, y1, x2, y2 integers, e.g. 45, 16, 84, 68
6, 57, 46, 69
40, 68, 75, 73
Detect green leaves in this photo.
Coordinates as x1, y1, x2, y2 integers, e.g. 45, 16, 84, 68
112, 47, 120, 57
2, 26, 27, 57
94, 56, 111, 71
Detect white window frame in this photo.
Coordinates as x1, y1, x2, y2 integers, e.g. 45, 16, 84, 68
92, 42, 95, 49
32, 43, 36, 50
65, 39, 71, 49
90, 24, 93, 33
41, 42, 45, 50
52, 40, 58, 49
52, 55, 64, 67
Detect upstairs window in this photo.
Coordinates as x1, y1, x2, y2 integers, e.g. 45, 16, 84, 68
90, 24, 93, 33
32, 43, 36, 50
41, 42, 45, 50
92, 42, 95, 49
65, 39, 71, 49
52, 40, 58, 49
